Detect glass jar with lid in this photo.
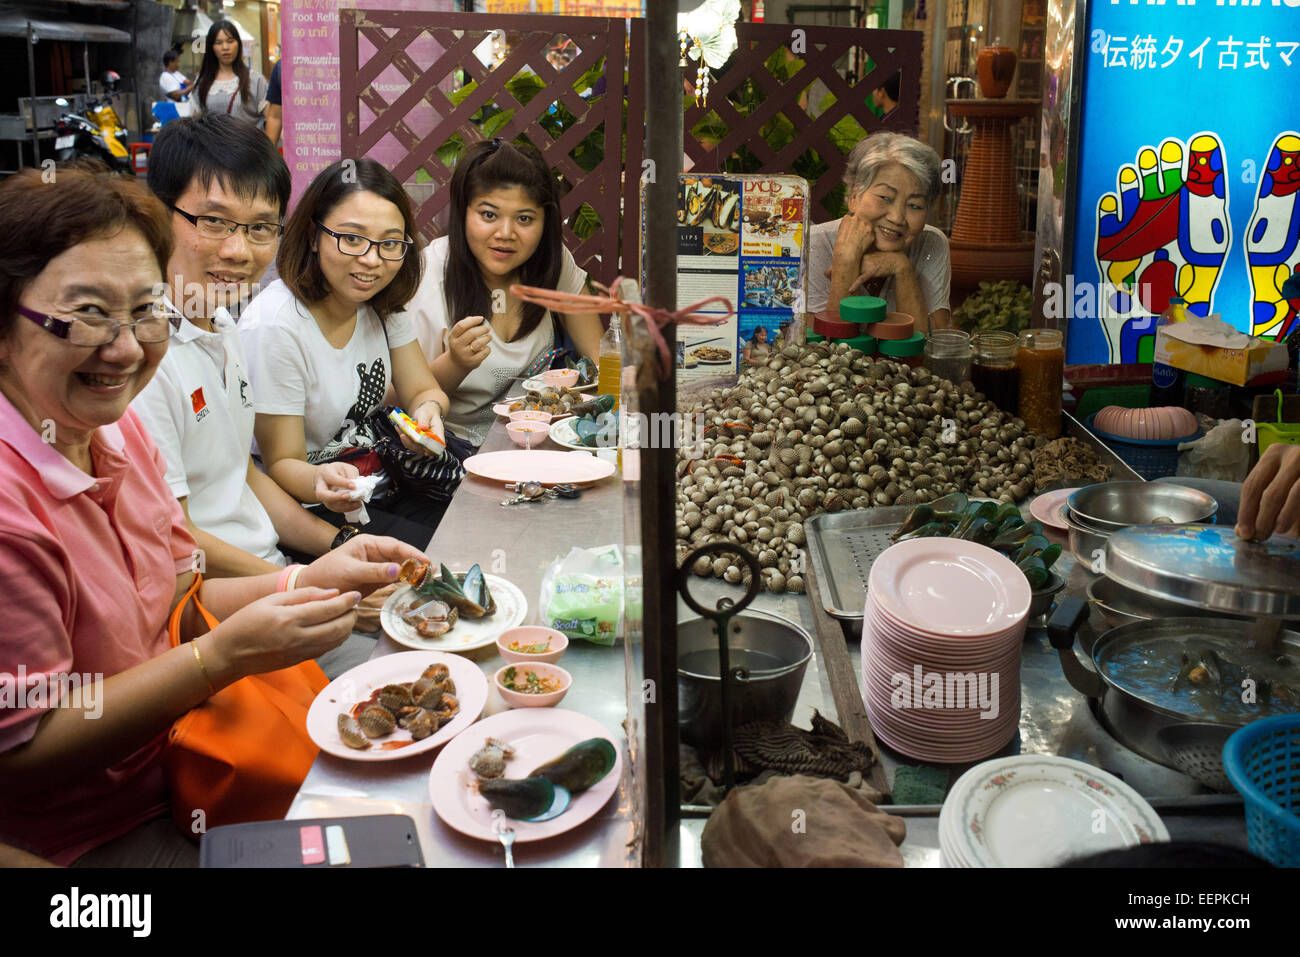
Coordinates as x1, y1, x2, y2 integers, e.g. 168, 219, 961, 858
923, 328, 972, 384
972, 330, 1019, 413
1016, 328, 1065, 438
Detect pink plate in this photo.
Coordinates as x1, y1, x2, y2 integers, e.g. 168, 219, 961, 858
306, 651, 488, 762
867, 605, 1026, 665
863, 614, 1024, 667
428, 707, 623, 843
1028, 487, 1079, 532
463, 449, 616, 486
866, 602, 1025, 654
868, 539, 1030, 637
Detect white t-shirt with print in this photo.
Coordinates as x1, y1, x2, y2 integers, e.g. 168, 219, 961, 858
131, 306, 284, 565
237, 280, 418, 462
399, 236, 588, 446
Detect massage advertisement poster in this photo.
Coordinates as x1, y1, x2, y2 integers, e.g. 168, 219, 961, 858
281, 0, 454, 206
670, 174, 810, 384
1067, 0, 1300, 364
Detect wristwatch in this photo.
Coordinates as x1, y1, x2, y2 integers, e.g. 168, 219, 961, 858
330, 525, 360, 550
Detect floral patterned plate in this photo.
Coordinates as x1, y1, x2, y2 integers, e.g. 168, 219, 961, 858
938, 754, 1169, 867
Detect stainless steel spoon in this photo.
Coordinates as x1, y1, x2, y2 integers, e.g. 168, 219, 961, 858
492, 811, 515, 868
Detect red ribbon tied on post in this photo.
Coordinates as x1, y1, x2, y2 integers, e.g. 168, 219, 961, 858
510, 277, 734, 380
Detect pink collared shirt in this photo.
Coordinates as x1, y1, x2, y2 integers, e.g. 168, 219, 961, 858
0, 390, 196, 864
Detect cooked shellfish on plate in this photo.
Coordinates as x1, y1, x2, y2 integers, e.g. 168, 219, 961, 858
428, 708, 623, 842
306, 651, 488, 762
382, 574, 527, 653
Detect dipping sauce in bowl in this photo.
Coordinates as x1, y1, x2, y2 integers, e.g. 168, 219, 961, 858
506, 422, 548, 447
494, 662, 571, 708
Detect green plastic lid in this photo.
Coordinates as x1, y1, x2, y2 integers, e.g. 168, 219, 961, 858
839, 295, 887, 325
878, 332, 926, 357
838, 333, 878, 354
806, 330, 826, 343
1185, 372, 1230, 390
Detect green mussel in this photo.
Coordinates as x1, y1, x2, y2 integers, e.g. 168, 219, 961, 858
528, 738, 617, 793
478, 776, 571, 821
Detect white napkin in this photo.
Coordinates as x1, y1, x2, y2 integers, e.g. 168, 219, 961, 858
343, 474, 383, 525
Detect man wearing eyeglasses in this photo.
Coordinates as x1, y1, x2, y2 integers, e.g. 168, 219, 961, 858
131, 113, 343, 581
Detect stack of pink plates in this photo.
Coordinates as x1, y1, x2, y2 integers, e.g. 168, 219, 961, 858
861, 538, 1031, 764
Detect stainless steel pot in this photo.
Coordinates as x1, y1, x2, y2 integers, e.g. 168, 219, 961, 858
1086, 576, 1253, 631
677, 609, 814, 750
1048, 597, 1300, 785
1068, 481, 1218, 532
1064, 508, 1109, 567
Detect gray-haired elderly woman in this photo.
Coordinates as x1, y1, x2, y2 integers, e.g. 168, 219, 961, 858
807, 132, 951, 332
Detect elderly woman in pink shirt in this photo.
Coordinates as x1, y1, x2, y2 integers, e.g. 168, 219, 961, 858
0, 165, 424, 866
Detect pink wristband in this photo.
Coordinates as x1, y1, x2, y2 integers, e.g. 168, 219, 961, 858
278, 563, 302, 593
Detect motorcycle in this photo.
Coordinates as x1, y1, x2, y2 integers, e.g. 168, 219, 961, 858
52, 71, 131, 173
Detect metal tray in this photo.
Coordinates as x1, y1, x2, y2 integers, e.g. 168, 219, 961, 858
797, 412, 1139, 620
804, 504, 913, 619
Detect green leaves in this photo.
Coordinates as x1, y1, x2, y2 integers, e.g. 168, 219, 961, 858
954, 280, 1033, 335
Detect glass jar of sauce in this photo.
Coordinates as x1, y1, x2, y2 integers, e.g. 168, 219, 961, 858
923, 329, 972, 384
972, 330, 1019, 413
1016, 328, 1065, 438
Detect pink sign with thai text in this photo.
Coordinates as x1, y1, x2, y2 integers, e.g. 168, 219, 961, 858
281, 0, 455, 206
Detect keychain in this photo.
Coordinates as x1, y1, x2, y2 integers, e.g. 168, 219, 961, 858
500, 481, 582, 507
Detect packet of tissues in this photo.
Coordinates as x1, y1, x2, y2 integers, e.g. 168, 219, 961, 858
539, 545, 624, 646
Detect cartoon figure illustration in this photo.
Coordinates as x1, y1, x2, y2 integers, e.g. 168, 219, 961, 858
308, 357, 387, 465
1245, 132, 1300, 341
1094, 134, 1230, 363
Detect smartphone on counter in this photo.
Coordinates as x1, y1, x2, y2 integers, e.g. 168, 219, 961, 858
200, 814, 424, 868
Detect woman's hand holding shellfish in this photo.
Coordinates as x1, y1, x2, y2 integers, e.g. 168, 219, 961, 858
296, 533, 427, 598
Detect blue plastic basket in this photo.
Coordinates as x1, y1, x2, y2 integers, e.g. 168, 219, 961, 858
1223, 715, 1300, 868
1085, 413, 1199, 480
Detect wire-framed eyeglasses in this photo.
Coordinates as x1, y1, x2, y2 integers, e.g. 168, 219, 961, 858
16, 301, 184, 347
171, 205, 284, 245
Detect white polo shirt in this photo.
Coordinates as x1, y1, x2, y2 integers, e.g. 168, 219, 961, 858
132, 307, 286, 566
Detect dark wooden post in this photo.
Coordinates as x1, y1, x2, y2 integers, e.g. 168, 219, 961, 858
638, 0, 683, 869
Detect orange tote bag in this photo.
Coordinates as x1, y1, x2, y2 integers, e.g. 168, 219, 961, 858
163, 574, 328, 839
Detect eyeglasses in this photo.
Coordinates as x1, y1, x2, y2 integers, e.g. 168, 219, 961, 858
315, 222, 413, 261
17, 301, 183, 347
171, 205, 284, 245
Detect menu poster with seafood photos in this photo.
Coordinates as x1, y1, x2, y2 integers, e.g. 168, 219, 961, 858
672, 174, 809, 384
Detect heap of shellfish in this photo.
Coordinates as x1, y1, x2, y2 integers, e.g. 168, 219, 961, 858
337, 662, 460, 750
675, 342, 1040, 594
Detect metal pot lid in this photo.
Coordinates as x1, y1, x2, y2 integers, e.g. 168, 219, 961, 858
1105, 525, 1300, 617
1091, 616, 1300, 725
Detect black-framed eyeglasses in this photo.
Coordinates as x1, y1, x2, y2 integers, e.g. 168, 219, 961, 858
315, 222, 413, 261
16, 301, 183, 347
171, 205, 284, 245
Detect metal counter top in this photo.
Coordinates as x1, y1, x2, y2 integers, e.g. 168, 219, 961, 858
289, 423, 635, 867
291, 420, 1249, 865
